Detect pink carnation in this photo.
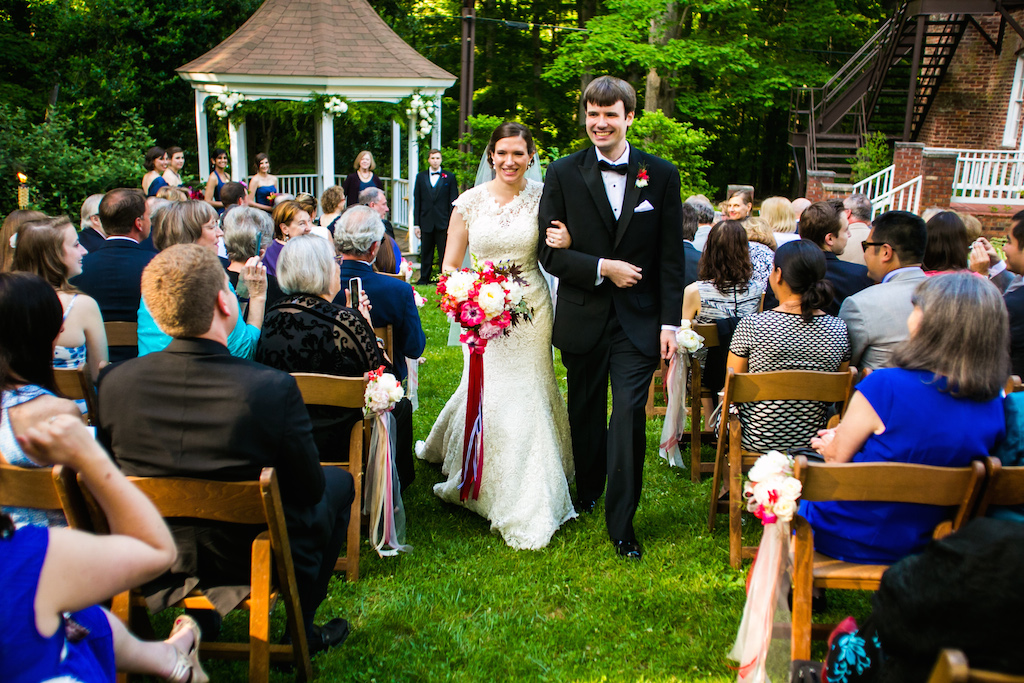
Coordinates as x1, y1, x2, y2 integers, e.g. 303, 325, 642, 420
460, 302, 486, 326
478, 321, 504, 339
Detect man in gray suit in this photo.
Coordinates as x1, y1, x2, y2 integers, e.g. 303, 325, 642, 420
839, 210, 927, 373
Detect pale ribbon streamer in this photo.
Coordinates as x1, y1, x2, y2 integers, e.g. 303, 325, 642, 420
363, 412, 412, 557
658, 350, 691, 468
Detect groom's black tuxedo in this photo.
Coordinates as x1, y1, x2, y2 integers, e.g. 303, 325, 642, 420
539, 144, 684, 543
414, 167, 458, 282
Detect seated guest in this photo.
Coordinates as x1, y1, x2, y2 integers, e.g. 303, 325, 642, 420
681, 202, 700, 291
805, 272, 1006, 564
687, 197, 716, 251
839, 210, 927, 373
293, 192, 322, 237
923, 210, 971, 275
358, 187, 403, 272
759, 196, 799, 247
255, 236, 398, 464
12, 217, 109, 389
727, 240, 849, 452
69, 189, 155, 362
838, 192, 872, 266
744, 216, 778, 250
139, 201, 267, 359
317, 185, 346, 237
0, 272, 82, 527
219, 181, 247, 214
98, 244, 354, 655
682, 220, 762, 324
2, 415, 205, 683
78, 194, 106, 252
1, 209, 47, 271
222, 206, 284, 312
263, 200, 312, 278
795, 200, 872, 315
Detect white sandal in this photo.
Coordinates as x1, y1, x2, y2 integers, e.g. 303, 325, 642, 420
165, 615, 209, 683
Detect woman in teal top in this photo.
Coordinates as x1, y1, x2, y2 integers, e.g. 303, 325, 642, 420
137, 201, 267, 358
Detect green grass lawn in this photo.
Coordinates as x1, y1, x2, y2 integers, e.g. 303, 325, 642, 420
188, 284, 870, 682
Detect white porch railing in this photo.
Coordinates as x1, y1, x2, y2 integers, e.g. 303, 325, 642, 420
852, 164, 893, 201
276, 174, 319, 197
272, 174, 411, 229
871, 175, 922, 218
949, 149, 1024, 203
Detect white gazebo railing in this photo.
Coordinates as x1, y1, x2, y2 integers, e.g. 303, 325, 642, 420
277, 174, 320, 197
871, 175, 922, 217
950, 149, 1024, 203
852, 164, 894, 200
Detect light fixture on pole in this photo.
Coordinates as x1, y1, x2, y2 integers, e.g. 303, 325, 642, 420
16, 173, 28, 209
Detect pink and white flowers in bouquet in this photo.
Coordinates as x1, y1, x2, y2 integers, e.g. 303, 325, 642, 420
412, 290, 426, 308
436, 258, 532, 353
364, 366, 404, 415
399, 258, 414, 283
743, 451, 802, 525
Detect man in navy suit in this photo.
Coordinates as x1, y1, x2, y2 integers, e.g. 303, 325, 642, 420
538, 76, 684, 560
796, 200, 873, 316
70, 188, 155, 361
413, 149, 459, 284
681, 202, 701, 291
333, 205, 424, 488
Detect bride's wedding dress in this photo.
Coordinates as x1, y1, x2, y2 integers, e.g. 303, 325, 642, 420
418, 179, 576, 549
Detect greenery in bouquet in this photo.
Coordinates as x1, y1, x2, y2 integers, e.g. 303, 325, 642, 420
436, 258, 533, 352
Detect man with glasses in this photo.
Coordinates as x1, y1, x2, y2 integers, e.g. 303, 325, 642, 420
838, 210, 927, 373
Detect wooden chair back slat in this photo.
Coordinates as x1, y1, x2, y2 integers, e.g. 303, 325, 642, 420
124, 476, 267, 523
0, 462, 64, 510
975, 458, 1024, 517
53, 366, 97, 423
1005, 375, 1023, 394
372, 325, 395, 363
727, 369, 856, 404
694, 323, 720, 349
926, 649, 1024, 683
797, 460, 987, 507
103, 321, 138, 348
291, 373, 366, 407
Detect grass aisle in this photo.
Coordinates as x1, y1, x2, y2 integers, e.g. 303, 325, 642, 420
198, 284, 868, 682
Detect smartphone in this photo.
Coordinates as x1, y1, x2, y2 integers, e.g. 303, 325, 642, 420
348, 277, 362, 307
254, 231, 262, 257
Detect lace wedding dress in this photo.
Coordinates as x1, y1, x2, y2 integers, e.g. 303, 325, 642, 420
418, 179, 577, 549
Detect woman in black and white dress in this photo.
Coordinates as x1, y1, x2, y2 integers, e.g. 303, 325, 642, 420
727, 239, 850, 452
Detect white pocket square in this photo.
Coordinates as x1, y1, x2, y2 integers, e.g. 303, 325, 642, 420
635, 200, 655, 213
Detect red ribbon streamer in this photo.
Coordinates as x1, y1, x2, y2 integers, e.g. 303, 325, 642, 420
460, 351, 485, 500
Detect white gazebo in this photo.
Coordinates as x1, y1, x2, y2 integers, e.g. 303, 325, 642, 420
176, 0, 456, 245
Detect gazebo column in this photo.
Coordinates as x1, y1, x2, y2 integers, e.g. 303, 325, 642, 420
319, 113, 335, 197
228, 116, 248, 182
431, 93, 442, 151
407, 111, 420, 256
194, 91, 212, 181
391, 119, 403, 229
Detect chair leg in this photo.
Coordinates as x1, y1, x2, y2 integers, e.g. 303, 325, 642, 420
728, 425, 743, 569
791, 519, 814, 661
690, 388, 702, 484
707, 439, 725, 532
249, 536, 272, 682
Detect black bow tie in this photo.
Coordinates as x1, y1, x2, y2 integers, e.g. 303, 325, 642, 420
430, 171, 441, 175
598, 160, 628, 175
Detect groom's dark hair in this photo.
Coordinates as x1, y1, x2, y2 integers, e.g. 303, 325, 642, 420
584, 76, 636, 114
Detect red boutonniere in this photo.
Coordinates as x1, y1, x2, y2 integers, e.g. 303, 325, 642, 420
636, 166, 650, 188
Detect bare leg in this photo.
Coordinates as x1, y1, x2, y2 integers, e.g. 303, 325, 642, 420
103, 607, 193, 678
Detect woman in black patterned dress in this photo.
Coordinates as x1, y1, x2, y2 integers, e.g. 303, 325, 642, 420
726, 239, 851, 452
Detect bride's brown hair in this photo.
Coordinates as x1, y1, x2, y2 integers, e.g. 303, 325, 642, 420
485, 122, 535, 168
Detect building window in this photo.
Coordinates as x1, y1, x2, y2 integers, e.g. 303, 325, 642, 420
1002, 54, 1024, 148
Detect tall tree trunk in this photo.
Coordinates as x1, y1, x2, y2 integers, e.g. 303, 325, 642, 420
645, 0, 680, 113
578, 0, 599, 123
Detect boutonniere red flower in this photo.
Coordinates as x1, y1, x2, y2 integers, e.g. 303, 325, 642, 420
636, 166, 650, 189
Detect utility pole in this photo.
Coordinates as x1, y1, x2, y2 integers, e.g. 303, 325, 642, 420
458, 0, 477, 178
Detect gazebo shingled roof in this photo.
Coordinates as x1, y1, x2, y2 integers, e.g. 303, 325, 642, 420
177, 0, 453, 81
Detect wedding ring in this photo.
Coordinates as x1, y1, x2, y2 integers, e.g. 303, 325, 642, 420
47, 415, 58, 423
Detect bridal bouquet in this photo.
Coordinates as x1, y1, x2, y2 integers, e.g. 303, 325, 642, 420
362, 367, 412, 557
729, 451, 804, 683
658, 320, 706, 468
436, 258, 532, 499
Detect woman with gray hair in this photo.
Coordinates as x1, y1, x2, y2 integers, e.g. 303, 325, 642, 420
255, 235, 391, 460
138, 200, 268, 358
223, 207, 284, 311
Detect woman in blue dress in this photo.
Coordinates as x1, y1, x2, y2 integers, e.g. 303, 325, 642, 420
341, 150, 384, 207
0, 414, 205, 682
804, 272, 1007, 564
203, 147, 229, 211
142, 146, 170, 197
248, 152, 279, 212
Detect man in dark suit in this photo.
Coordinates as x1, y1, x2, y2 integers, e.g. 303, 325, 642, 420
972, 209, 1024, 378
333, 205, 423, 489
539, 76, 684, 560
97, 244, 353, 654
70, 188, 155, 361
413, 149, 459, 284
77, 193, 106, 252
681, 202, 701, 291
796, 200, 873, 316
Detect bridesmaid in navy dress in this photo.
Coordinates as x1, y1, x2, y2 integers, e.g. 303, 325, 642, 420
142, 147, 169, 197
203, 147, 229, 211
248, 152, 278, 212
341, 150, 383, 207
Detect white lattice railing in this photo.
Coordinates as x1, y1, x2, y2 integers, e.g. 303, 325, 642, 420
852, 164, 894, 201
267, 174, 411, 229
276, 174, 319, 197
949, 149, 1024, 203
871, 175, 922, 217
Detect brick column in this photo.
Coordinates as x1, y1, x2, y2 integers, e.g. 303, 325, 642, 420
806, 170, 836, 203
893, 142, 924, 187
920, 148, 958, 210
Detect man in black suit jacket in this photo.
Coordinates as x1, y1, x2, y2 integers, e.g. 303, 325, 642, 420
681, 202, 701, 291
794, 200, 873, 315
539, 76, 684, 560
70, 188, 155, 361
97, 244, 353, 654
77, 193, 106, 252
413, 149, 459, 284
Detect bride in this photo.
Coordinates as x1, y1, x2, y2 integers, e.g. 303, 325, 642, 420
417, 122, 576, 550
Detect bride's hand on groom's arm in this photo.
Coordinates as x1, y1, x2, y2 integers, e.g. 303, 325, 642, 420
600, 259, 642, 288
545, 221, 571, 249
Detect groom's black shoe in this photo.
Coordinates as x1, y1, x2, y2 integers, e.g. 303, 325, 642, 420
575, 498, 597, 514
613, 539, 643, 560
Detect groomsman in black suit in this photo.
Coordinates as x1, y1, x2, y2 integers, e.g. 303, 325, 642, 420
413, 149, 458, 284
538, 76, 684, 560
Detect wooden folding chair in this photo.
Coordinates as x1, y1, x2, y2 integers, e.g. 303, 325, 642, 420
53, 366, 97, 424
104, 321, 138, 348
974, 457, 1024, 518
687, 323, 721, 482
82, 468, 313, 683
291, 372, 367, 581
0, 462, 88, 528
1005, 375, 1023, 394
790, 456, 986, 661
707, 367, 856, 568
382, 272, 407, 282
373, 325, 395, 365
926, 649, 1024, 683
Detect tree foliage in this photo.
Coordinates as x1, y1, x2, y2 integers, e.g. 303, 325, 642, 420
848, 131, 893, 183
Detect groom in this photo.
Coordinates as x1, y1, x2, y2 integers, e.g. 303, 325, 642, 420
538, 76, 684, 560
